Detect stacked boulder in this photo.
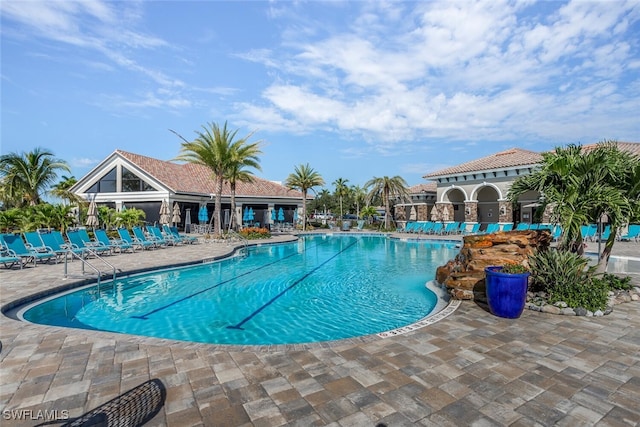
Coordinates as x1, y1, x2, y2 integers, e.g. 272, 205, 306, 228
436, 230, 552, 300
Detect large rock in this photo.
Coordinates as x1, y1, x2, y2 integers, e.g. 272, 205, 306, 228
436, 230, 552, 300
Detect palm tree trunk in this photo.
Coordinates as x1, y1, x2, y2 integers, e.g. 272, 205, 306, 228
384, 189, 391, 229
214, 176, 223, 235
302, 190, 307, 231
595, 228, 618, 274
229, 182, 237, 232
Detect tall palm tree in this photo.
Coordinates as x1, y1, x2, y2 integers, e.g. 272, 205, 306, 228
351, 185, 366, 218
285, 164, 324, 231
174, 122, 260, 235
0, 148, 70, 207
364, 176, 409, 229
226, 139, 262, 231
509, 141, 639, 272
333, 178, 349, 219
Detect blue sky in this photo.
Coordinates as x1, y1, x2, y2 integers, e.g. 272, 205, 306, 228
2, 1, 639, 190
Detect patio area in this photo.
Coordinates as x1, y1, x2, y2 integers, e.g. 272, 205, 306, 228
1, 234, 638, 426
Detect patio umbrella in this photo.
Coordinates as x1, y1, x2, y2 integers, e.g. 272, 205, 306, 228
159, 200, 171, 225
430, 206, 439, 221
409, 206, 417, 221
86, 200, 99, 228
278, 207, 285, 222
243, 207, 249, 224
121, 203, 126, 212
171, 202, 181, 225
198, 206, 208, 224
271, 208, 277, 222
293, 210, 298, 223
248, 207, 255, 222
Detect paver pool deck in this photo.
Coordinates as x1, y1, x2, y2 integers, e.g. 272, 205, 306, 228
1, 233, 638, 426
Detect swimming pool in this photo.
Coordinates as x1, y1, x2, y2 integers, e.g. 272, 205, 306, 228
20, 234, 459, 345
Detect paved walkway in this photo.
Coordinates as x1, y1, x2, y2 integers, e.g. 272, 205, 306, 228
1, 234, 638, 426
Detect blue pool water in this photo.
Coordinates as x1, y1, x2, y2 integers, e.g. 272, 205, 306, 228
21, 235, 459, 345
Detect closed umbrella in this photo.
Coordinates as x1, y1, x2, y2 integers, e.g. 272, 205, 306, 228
86, 200, 99, 228
242, 207, 249, 224
248, 207, 255, 222
293, 210, 298, 224
409, 206, 417, 221
171, 202, 181, 225
271, 208, 277, 222
278, 207, 285, 222
159, 200, 171, 225
198, 206, 208, 224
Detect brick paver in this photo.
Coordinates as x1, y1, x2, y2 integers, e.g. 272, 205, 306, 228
1, 234, 638, 426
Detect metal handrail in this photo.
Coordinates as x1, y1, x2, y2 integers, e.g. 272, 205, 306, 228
63, 248, 119, 293
226, 229, 249, 251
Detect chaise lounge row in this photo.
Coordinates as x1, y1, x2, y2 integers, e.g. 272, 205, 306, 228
0, 225, 199, 269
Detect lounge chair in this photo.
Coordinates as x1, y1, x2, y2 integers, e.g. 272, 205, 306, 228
463, 223, 480, 235
0, 241, 23, 269
118, 228, 157, 250
0, 233, 57, 266
620, 224, 640, 242
485, 223, 501, 234
431, 222, 444, 235
134, 226, 164, 249
95, 229, 134, 253
356, 220, 365, 231
580, 224, 597, 241
146, 225, 176, 246
67, 229, 112, 256
515, 223, 529, 231
164, 225, 198, 244
501, 223, 514, 232
39, 230, 86, 258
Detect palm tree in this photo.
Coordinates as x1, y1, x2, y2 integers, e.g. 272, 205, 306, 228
333, 178, 349, 219
351, 185, 366, 218
0, 148, 70, 207
174, 122, 260, 235
364, 176, 409, 229
50, 175, 82, 206
509, 141, 639, 272
226, 140, 262, 231
285, 164, 325, 231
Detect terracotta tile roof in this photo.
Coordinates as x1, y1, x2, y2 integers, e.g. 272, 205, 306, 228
408, 182, 437, 193
582, 141, 640, 157
424, 148, 542, 178
116, 150, 304, 198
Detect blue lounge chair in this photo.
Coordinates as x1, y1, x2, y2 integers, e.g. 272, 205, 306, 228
462, 223, 480, 235
485, 223, 501, 234
580, 224, 597, 241
515, 223, 529, 231
0, 233, 57, 266
620, 224, 640, 242
117, 228, 155, 250
146, 225, 176, 246
431, 223, 444, 235
67, 229, 112, 256
95, 229, 134, 253
163, 225, 198, 244
133, 227, 163, 249
501, 223, 514, 232
39, 230, 86, 258
0, 241, 23, 269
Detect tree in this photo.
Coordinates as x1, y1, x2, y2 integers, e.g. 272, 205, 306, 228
173, 122, 260, 235
285, 164, 325, 231
225, 138, 262, 231
333, 178, 349, 219
0, 148, 70, 207
364, 176, 409, 229
508, 141, 640, 273
351, 185, 366, 218
50, 175, 83, 206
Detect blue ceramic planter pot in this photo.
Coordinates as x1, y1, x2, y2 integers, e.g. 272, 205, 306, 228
484, 266, 530, 319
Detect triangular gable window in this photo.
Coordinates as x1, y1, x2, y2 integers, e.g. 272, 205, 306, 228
122, 167, 155, 192
86, 167, 116, 193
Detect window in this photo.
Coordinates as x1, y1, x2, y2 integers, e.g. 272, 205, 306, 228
86, 168, 116, 193
122, 167, 154, 192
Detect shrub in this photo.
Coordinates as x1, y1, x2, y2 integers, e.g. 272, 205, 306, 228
501, 262, 529, 274
595, 273, 633, 291
528, 248, 608, 312
239, 227, 271, 239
